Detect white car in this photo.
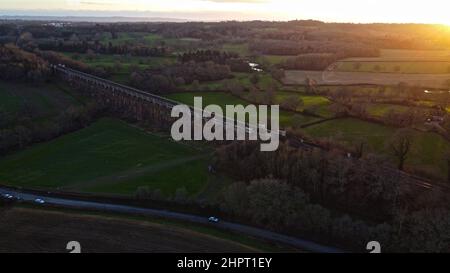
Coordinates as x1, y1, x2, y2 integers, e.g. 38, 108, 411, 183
2, 193, 14, 199
34, 198, 45, 204
208, 217, 220, 223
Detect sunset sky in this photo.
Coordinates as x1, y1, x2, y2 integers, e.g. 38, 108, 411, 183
1, 0, 450, 24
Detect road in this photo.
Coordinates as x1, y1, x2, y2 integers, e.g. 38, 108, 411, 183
0, 187, 344, 253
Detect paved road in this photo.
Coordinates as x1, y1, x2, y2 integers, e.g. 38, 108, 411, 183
0, 187, 344, 253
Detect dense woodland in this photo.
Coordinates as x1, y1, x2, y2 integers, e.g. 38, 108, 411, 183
0, 44, 50, 82
215, 141, 450, 252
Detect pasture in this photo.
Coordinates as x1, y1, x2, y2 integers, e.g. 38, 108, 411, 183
98, 32, 199, 49
334, 49, 450, 74
255, 55, 296, 65
165, 91, 321, 127
379, 49, 450, 59
0, 118, 211, 196
283, 70, 450, 88
65, 53, 176, 72
222, 43, 250, 56
365, 103, 427, 117
335, 60, 450, 74
0, 80, 83, 123
275, 92, 334, 118
304, 118, 450, 179
182, 72, 281, 93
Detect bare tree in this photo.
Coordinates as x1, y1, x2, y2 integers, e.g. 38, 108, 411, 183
446, 150, 450, 184
354, 140, 366, 159
387, 128, 414, 171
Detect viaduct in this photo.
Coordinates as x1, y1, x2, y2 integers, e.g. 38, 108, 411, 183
52, 64, 285, 137
53, 65, 178, 128
52, 65, 441, 191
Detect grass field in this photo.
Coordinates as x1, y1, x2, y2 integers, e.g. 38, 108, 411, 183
166, 91, 321, 127
334, 49, 450, 74
365, 103, 429, 117
255, 55, 296, 66
0, 80, 84, 124
283, 70, 450, 88
98, 32, 173, 47
380, 49, 450, 59
65, 53, 176, 72
304, 118, 450, 178
63, 51, 177, 86
275, 92, 334, 118
222, 43, 250, 56
105, 32, 202, 49
182, 72, 280, 92
0, 118, 211, 196
335, 61, 450, 74
109, 73, 130, 84
0, 207, 269, 253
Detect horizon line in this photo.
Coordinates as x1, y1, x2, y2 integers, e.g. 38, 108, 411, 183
0, 14, 448, 26
1, 9, 449, 25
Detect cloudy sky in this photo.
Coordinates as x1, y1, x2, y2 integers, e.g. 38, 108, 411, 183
1, 0, 450, 24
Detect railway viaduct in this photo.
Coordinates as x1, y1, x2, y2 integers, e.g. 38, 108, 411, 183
52, 65, 178, 128
51, 64, 282, 136
51, 65, 443, 191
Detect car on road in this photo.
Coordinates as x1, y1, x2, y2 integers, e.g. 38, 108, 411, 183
208, 216, 220, 223
1, 193, 14, 200
34, 198, 45, 204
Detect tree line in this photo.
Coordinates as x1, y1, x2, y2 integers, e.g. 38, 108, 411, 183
179, 50, 251, 73
250, 39, 379, 58
220, 178, 450, 252
213, 141, 450, 252
0, 102, 103, 155
0, 44, 50, 82
282, 53, 338, 70
130, 61, 232, 94
38, 40, 167, 57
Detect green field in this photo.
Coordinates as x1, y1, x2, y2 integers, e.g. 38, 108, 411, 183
304, 118, 450, 178
222, 43, 250, 56
275, 92, 334, 118
122, 33, 163, 45
166, 91, 320, 127
380, 49, 450, 59
335, 60, 450, 74
0, 81, 83, 123
97, 32, 163, 46
255, 55, 296, 66
365, 103, 429, 118
65, 53, 176, 72
334, 49, 450, 74
0, 118, 211, 196
182, 72, 280, 92
106, 32, 202, 49
63, 52, 176, 84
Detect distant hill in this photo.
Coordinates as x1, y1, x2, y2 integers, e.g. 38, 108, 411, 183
0, 15, 189, 23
